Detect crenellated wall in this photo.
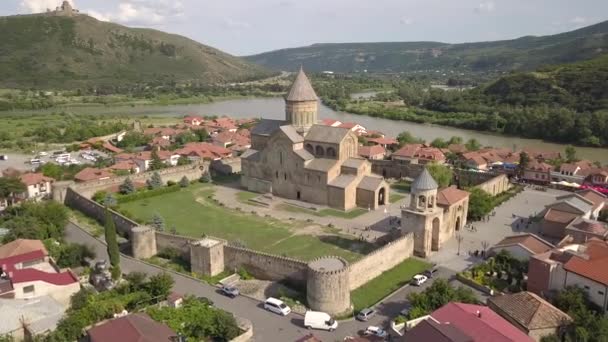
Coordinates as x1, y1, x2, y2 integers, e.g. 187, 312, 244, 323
348, 233, 414, 290
155, 232, 195, 259
72, 162, 207, 198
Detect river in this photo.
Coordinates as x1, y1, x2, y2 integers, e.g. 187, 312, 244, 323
20, 97, 608, 163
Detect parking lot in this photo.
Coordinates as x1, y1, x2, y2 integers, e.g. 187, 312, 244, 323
0, 149, 110, 174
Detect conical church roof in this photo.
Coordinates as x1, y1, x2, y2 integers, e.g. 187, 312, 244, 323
286, 67, 318, 102
411, 168, 438, 191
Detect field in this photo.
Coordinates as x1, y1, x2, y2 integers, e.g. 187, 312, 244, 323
119, 183, 370, 262
277, 203, 367, 219
351, 258, 431, 312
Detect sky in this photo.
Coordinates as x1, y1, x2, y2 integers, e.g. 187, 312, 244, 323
2, 0, 607, 56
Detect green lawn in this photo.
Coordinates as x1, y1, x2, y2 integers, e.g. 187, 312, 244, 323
351, 258, 431, 312
389, 193, 406, 203
236, 191, 258, 204
277, 203, 367, 219
392, 181, 412, 193
119, 183, 365, 262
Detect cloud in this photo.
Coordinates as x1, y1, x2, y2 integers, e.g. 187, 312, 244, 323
400, 17, 413, 25
474, 1, 495, 13
88, 0, 184, 26
569, 16, 587, 24
20, 0, 74, 13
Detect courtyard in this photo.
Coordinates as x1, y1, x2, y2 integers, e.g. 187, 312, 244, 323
119, 182, 373, 262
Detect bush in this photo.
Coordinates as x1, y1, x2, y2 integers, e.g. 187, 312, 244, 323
237, 267, 253, 280
146, 171, 163, 189
167, 180, 176, 186
117, 185, 180, 204
179, 176, 189, 188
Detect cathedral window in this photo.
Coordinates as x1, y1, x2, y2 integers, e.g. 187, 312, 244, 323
305, 144, 313, 154
315, 145, 325, 157
279, 151, 283, 165
428, 196, 434, 208
418, 195, 426, 208
317, 175, 321, 183
326, 147, 336, 158
276, 171, 279, 179
284, 173, 287, 181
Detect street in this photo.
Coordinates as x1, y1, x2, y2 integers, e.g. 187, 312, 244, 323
65, 222, 453, 341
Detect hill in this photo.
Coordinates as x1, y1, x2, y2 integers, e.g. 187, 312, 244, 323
0, 14, 270, 89
245, 20, 608, 73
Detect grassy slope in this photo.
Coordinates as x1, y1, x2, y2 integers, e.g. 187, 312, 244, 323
119, 184, 367, 261
245, 20, 608, 73
0, 14, 269, 88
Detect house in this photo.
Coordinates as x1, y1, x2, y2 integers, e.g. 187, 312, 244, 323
167, 292, 183, 308
0, 295, 66, 341
108, 160, 140, 174
320, 118, 342, 127
149, 136, 171, 149
586, 167, 608, 186
212, 129, 251, 150
175, 142, 233, 161
523, 160, 553, 184
528, 238, 608, 313
522, 148, 562, 161
487, 291, 572, 341
74, 167, 114, 182
131, 151, 180, 171
338, 122, 367, 135
86, 313, 176, 342
0, 245, 80, 306
367, 137, 399, 148
564, 217, 608, 243
206, 117, 238, 132
0, 239, 47, 259
489, 234, 555, 261
540, 190, 606, 238
358, 145, 386, 160
183, 115, 204, 126
102, 142, 123, 154
19, 173, 54, 201
405, 302, 534, 342
392, 144, 445, 165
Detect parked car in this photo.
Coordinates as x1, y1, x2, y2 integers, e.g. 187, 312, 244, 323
304, 311, 338, 331
220, 284, 239, 298
38, 151, 48, 156
412, 274, 428, 286
399, 303, 412, 317
364, 326, 387, 338
0, 155, 7, 161
264, 297, 291, 316
356, 308, 376, 321
424, 265, 439, 279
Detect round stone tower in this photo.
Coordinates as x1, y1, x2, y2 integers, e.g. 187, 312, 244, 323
131, 226, 157, 259
285, 67, 318, 135
306, 256, 351, 316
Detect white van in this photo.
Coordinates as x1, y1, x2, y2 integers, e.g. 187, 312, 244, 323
263, 297, 291, 316
304, 311, 338, 331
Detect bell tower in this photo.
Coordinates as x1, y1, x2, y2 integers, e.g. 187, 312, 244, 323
285, 67, 318, 135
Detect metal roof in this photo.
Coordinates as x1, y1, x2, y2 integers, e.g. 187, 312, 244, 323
279, 125, 304, 143
329, 174, 357, 188
305, 125, 350, 144
304, 158, 338, 172
357, 176, 385, 191
251, 119, 284, 136
286, 67, 318, 102
342, 158, 367, 169
411, 168, 438, 191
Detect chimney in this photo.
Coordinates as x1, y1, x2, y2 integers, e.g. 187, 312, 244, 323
476, 310, 481, 318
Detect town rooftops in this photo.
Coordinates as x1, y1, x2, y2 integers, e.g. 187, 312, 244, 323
87, 312, 176, 342
437, 186, 469, 206
358, 145, 386, 158
563, 239, 608, 286
393, 144, 424, 158
19, 173, 54, 186
431, 302, 534, 342
0, 250, 78, 286
305, 125, 351, 144
492, 234, 555, 255
411, 168, 438, 191
487, 291, 572, 331
286, 68, 318, 102
527, 160, 553, 172
74, 167, 114, 182
0, 239, 48, 259
566, 217, 608, 236
405, 317, 473, 342
367, 137, 398, 146
543, 208, 580, 224
576, 188, 607, 210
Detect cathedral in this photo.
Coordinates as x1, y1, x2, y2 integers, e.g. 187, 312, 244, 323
241, 68, 389, 211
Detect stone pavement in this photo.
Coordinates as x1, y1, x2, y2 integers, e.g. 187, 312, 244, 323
428, 187, 567, 272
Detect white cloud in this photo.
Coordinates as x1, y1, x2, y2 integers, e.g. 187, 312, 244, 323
474, 1, 495, 13
88, 0, 184, 26
20, 0, 74, 13
569, 16, 587, 24
400, 17, 413, 25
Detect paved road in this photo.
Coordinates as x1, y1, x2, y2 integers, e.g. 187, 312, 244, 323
66, 222, 454, 341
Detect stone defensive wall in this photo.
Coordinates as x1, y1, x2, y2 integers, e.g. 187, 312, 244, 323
370, 160, 425, 180
155, 231, 195, 259
70, 162, 207, 198
455, 170, 510, 196
348, 233, 415, 290
64, 187, 138, 236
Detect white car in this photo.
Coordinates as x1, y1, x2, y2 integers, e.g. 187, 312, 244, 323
364, 326, 387, 338
304, 311, 338, 331
412, 274, 428, 286
38, 151, 48, 156
263, 297, 291, 316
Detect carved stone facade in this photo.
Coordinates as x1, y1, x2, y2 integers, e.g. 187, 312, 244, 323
241, 68, 389, 211
401, 168, 469, 257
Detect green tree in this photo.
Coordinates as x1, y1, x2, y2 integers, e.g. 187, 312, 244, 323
397, 131, 424, 146
177, 156, 191, 166
149, 150, 166, 170
467, 188, 494, 221
104, 206, 121, 280
407, 279, 478, 319
465, 138, 481, 151
565, 145, 578, 163
119, 177, 135, 194
179, 176, 189, 188
125, 272, 148, 292
448, 136, 463, 145
0, 177, 26, 205
145, 273, 174, 300
426, 163, 453, 188
430, 138, 448, 149
194, 128, 210, 142
151, 213, 165, 232
146, 171, 163, 189
517, 151, 530, 177
200, 171, 212, 183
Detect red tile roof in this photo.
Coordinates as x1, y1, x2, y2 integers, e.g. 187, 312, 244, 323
367, 137, 398, 146
19, 173, 54, 186
437, 186, 469, 206
543, 208, 579, 224
527, 160, 553, 172
109, 161, 138, 171
564, 239, 608, 286
0, 250, 78, 286
431, 302, 534, 342
87, 313, 176, 342
74, 167, 114, 182
492, 234, 555, 255
358, 145, 386, 158
393, 144, 424, 158
175, 142, 232, 160
577, 189, 607, 210
487, 291, 572, 330
320, 118, 341, 126
103, 142, 124, 154
0, 239, 48, 258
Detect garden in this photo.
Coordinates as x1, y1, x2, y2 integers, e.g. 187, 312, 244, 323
458, 250, 527, 293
